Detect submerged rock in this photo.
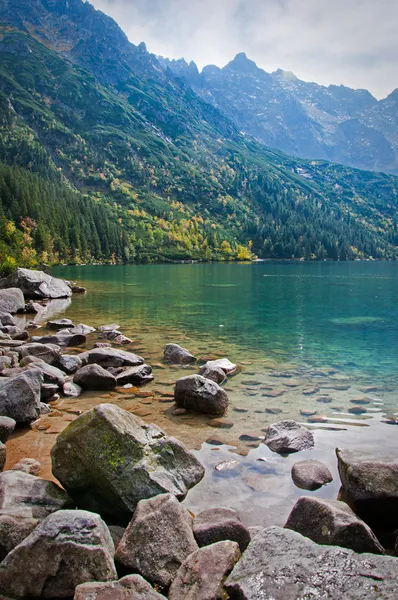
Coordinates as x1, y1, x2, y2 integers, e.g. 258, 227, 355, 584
285, 496, 384, 554
115, 493, 198, 589
225, 526, 398, 599
73, 364, 117, 390
193, 508, 251, 552
169, 540, 241, 600
0, 509, 117, 598
174, 374, 229, 415
0, 288, 25, 314
291, 459, 333, 490
0, 268, 72, 299
0, 368, 43, 422
164, 343, 196, 365
74, 575, 166, 600
264, 420, 314, 454
51, 404, 205, 522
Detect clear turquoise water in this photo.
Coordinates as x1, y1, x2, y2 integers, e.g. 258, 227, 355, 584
53, 261, 398, 381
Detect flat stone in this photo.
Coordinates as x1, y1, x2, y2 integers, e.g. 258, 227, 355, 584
350, 395, 371, 404
291, 459, 333, 490
348, 406, 367, 414
208, 417, 234, 428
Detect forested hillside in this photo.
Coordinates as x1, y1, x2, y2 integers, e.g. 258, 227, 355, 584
0, 0, 398, 270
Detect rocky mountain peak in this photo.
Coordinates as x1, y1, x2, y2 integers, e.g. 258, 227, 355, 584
225, 52, 259, 74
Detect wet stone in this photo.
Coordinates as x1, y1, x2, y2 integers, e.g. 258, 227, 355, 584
208, 418, 234, 429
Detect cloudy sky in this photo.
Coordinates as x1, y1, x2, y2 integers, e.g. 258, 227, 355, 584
91, 0, 397, 99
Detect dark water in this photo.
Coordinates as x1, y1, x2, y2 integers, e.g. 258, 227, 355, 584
49, 261, 398, 528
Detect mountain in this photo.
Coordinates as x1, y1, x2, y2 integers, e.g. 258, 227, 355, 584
0, 0, 398, 269
160, 53, 398, 175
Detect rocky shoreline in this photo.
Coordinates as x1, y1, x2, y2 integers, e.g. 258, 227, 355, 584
0, 268, 396, 599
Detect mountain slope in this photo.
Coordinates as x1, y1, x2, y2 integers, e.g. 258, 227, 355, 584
0, 0, 398, 267
160, 53, 398, 175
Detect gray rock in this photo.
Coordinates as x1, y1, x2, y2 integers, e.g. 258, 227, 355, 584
199, 364, 226, 384
0, 268, 72, 299
164, 343, 196, 365
0, 415, 16, 442
169, 540, 241, 600
11, 457, 41, 476
21, 356, 67, 385
51, 404, 205, 523
0, 441, 5, 472
108, 525, 126, 550
47, 318, 75, 330
63, 380, 83, 397
99, 324, 120, 332
115, 493, 198, 589
73, 364, 117, 390
285, 496, 384, 554
174, 374, 229, 415
74, 575, 166, 600
20, 342, 61, 364
0, 509, 117, 598
0, 368, 43, 422
291, 459, 333, 490
40, 401, 53, 414
79, 347, 144, 369
0, 288, 25, 313
31, 332, 87, 347
113, 334, 133, 345
0, 356, 12, 371
0, 513, 39, 561
114, 364, 154, 386
70, 323, 96, 335
56, 353, 83, 374
193, 508, 251, 552
225, 526, 398, 599
0, 312, 16, 326
41, 383, 60, 399
336, 448, 398, 532
264, 420, 314, 454
202, 358, 237, 375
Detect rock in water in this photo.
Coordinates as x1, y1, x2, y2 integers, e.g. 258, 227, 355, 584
78, 347, 144, 368
115, 493, 198, 589
174, 374, 229, 415
51, 404, 205, 523
0, 288, 25, 313
201, 358, 237, 375
199, 364, 226, 384
193, 508, 251, 552
0, 509, 117, 598
0, 268, 72, 299
336, 448, 398, 532
168, 541, 241, 600
0, 368, 43, 422
47, 318, 75, 330
164, 343, 196, 365
74, 575, 167, 600
114, 364, 154, 386
264, 420, 314, 454
225, 526, 398, 599
73, 364, 117, 390
291, 459, 333, 490
284, 496, 384, 554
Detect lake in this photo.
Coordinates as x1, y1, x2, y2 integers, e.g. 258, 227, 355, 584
23, 261, 397, 527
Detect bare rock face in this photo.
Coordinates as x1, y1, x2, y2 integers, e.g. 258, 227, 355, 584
174, 374, 229, 415
51, 404, 205, 523
0, 509, 117, 598
78, 347, 144, 369
73, 363, 117, 390
164, 343, 196, 365
291, 459, 333, 490
115, 493, 198, 590
74, 575, 167, 600
193, 508, 251, 552
225, 526, 398, 599
168, 540, 241, 600
0, 368, 43, 422
0, 268, 72, 299
0, 288, 25, 313
284, 496, 384, 554
264, 420, 314, 454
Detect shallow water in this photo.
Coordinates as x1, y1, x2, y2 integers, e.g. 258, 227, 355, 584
8, 262, 397, 529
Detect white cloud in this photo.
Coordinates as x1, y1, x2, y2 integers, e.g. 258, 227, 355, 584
91, 0, 398, 98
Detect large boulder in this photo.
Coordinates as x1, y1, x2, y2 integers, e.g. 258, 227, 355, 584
168, 540, 241, 600
0, 368, 43, 422
0, 509, 117, 598
164, 343, 196, 365
51, 404, 205, 523
291, 459, 333, 490
284, 496, 384, 554
225, 526, 398, 599
73, 364, 117, 390
264, 420, 314, 454
78, 347, 144, 369
0, 268, 72, 299
20, 342, 61, 365
0, 288, 25, 313
174, 374, 229, 415
115, 493, 198, 589
193, 508, 251, 552
74, 575, 166, 600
